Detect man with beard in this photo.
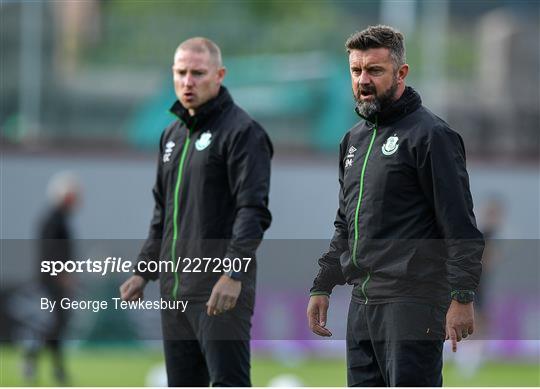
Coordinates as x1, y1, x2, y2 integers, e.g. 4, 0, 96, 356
307, 25, 484, 386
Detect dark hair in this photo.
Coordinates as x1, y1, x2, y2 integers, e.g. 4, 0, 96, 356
345, 25, 405, 69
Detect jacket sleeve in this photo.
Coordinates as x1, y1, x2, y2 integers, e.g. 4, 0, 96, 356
416, 125, 484, 293
310, 135, 348, 296
134, 131, 166, 281
223, 122, 273, 279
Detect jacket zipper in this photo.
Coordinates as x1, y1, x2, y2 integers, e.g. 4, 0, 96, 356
352, 119, 377, 304
171, 127, 192, 300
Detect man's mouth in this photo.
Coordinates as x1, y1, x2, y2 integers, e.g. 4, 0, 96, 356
183, 92, 195, 100
360, 90, 375, 99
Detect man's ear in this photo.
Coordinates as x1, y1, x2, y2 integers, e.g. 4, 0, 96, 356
397, 64, 409, 84
217, 67, 227, 83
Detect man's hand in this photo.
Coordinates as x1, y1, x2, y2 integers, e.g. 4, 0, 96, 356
206, 275, 241, 316
307, 295, 332, 337
445, 299, 475, 352
119, 275, 147, 301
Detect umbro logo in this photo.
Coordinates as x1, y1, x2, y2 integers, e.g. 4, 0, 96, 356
345, 145, 357, 168
163, 141, 175, 163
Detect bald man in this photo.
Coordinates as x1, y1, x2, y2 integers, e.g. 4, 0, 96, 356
120, 38, 272, 386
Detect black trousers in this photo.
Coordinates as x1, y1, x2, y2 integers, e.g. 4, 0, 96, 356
346, 299, 447, 387
161, 302, 252, 387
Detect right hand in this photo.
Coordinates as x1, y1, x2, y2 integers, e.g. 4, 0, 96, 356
307, 295, 332, 337
119, 275, 147, 301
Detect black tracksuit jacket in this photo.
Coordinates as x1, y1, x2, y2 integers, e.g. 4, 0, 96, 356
311, 87, 484, 304
136, 87, 272, 305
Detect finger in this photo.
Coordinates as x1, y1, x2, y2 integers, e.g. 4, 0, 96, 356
456, 328, 463, 342
312, 324, 332, 337
307, 305, 318, 319
319, 305, 328, 327
308, 311, 320, 332
121, 284, 135, 301
127, 290, 142, 301
308, 312, 316, 329
309, 310, 321, 330
120, 282, 130, 298
468, 326, 474, 335
449, 327, 457, 352
206, 293, 218, 316
215, 294, 227, 312
222, 296, 232, 311
312, 323, 331, 336
225, 295, 237, 311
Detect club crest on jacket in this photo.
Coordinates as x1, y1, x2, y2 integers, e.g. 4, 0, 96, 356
382, 134, 399, 156
195, 131, 212, 151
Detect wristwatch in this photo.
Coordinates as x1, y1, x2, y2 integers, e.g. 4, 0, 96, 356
224, 270, 242, 280
451, 290, 475, 304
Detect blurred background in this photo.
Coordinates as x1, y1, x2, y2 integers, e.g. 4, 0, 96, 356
1, 0, 539, 386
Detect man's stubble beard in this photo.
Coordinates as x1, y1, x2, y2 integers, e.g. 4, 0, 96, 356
355, 76, 399, 118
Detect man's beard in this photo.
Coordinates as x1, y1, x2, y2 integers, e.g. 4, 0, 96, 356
355, 78, 398, 118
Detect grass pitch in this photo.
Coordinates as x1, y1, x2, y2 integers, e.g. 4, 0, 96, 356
1, 346, 538, 386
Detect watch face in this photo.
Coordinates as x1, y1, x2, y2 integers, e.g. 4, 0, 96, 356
454, 291, 474, 303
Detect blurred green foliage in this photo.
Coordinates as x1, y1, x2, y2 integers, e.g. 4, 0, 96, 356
81, 0, 486, 80
83, 0, 353, 68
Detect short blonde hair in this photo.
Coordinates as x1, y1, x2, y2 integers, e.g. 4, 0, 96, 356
175, 37, 222, 67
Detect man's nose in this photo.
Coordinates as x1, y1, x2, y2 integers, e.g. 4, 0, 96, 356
358, 70, 371, 85
184, 73, 195, 87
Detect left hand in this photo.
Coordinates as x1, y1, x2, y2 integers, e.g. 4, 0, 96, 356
445, 300, 475, 352
206, 275, 241, 316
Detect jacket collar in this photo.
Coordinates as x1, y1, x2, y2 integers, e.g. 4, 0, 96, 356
169, 86, 233, 129
355, 86, 422, 126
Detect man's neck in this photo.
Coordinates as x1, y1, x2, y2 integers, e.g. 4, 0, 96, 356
392, 84, 406, 103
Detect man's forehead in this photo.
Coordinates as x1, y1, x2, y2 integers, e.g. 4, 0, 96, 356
173, 49, 213, 67
349, 48, 392, 65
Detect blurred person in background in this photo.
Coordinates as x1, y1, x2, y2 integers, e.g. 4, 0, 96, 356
23, 172, 81, 385
454, 195, 506, 378
307, 25, 484, 386
475, 195, 505, 331
119, 37, 272, 386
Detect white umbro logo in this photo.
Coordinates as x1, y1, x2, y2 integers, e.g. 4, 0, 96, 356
163, 141, 175, 163
345, 145, 357, 168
